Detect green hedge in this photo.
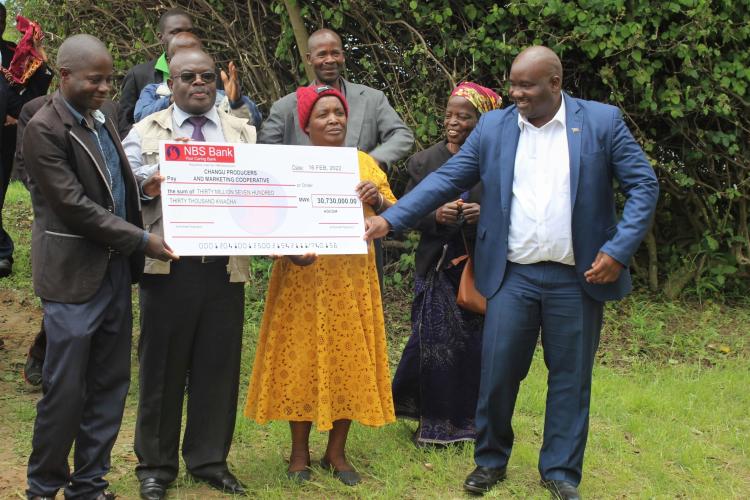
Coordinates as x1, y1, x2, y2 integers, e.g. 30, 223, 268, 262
13, 0, 750, 298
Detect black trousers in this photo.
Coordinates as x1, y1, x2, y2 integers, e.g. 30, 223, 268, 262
0, 121, 15, 264
134, 258, 244, 483
27, 256, 132, 499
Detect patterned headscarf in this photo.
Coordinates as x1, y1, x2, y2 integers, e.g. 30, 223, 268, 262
2, 15, 45, 87
450, 81, 502, 114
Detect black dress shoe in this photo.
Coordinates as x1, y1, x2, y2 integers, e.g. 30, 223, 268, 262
24, 354, 44, 386
541, 479, 581, 500
140, 477, 169, 500
94, 492, 117, 500
463, 465, 507, 494
0, 258, 11, 278
191, 469, 247, 495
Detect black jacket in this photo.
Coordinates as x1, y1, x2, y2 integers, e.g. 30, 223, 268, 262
405, 141, 482, 277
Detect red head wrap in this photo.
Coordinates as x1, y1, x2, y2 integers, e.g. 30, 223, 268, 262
296, 85, 349, 134
2, 15, 45, 87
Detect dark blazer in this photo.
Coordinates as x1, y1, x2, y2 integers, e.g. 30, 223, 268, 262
13, 94, 48, 185
382, 93, 659, 302
24, 91, 145, 303
118, 58, 159, 135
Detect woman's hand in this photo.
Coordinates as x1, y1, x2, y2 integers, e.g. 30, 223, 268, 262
288, 253, 317, 266
355, 181, 381, 208
435, 200, 462, 225
461, 202, 480, 224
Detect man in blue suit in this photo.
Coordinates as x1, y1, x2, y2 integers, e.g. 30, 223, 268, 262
365, 46, 658, 499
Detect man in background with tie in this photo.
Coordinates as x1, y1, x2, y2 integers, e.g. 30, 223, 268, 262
122, 48, 255, 500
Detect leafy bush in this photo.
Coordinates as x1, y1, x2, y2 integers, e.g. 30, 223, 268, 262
14, 0, 749, 298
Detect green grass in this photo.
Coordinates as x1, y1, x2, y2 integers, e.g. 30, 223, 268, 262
1, 181, 749, 498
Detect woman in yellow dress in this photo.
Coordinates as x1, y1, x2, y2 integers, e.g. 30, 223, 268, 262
245, 85, 396, 485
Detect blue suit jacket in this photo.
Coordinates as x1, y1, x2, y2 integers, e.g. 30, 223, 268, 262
382, 93, 659, 302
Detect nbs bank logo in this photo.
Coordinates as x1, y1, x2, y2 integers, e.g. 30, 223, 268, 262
165, 144, 181, 161
164, 143, 236, 163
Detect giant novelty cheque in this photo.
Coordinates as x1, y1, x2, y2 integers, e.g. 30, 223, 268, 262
159, 141, 368, 256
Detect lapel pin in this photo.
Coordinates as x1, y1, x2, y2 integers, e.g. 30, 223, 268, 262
571, 127, 581, 133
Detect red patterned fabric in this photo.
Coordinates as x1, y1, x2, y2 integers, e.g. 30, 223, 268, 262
2, 15, 45, 86
295, 85, 349, 134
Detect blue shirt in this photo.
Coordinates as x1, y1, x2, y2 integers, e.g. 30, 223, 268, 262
63, 100, 127, 219
63, 100, 150, 251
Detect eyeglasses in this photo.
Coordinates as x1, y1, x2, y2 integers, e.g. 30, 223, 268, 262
171, 71, 217, 84
314, 85, 334, 94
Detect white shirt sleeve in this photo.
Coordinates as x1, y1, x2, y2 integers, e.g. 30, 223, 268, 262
122, 127, 159, 182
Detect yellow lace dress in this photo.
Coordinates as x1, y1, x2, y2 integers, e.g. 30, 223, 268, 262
245, 151, 397, 430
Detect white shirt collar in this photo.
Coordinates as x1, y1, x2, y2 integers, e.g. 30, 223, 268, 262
173, 103, 221, 129
518, 95, 566, 131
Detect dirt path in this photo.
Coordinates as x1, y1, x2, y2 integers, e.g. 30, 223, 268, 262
0, 288, 43, 497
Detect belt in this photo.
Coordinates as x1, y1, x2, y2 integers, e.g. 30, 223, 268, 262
183, 256, 228, 264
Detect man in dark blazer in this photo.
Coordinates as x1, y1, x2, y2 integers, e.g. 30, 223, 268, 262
13, 94, 50, 386
365, 46, 659, 499
23, 34, 174, 500
118, 8, 193, 134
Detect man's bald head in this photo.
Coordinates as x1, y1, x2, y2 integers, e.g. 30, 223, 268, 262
512, 46, 563, 80
168, 48, 214, 75
57, 34, 112, 72
508, 45, 563, 127
166, 31, 202, 60
168, 49, 217, 115
308, 28, 343, 50
57, 35, 113, 114
306, 29, 345, 86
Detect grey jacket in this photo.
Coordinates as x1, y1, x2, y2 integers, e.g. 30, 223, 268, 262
258, 79, 414, 168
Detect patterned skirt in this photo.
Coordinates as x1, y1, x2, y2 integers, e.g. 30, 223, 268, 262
392, 259, 484, 445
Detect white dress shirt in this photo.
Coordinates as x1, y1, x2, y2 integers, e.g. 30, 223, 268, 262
122, 104, 225, 182
507, 98, 575, 265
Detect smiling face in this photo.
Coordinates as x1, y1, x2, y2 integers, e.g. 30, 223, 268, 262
306, 32, 345, 85
168, 50, 216, 115
305, 96, 347, 147
59, 52, 114, 114
444, 96, 479, 147
508, 53, 562, 127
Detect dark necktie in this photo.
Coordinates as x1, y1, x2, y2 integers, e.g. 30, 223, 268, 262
187, 115, 208, 141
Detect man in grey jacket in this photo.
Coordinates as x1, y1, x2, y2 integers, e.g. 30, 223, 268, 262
260, 28, 413, 290
259, 28, 414, 170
